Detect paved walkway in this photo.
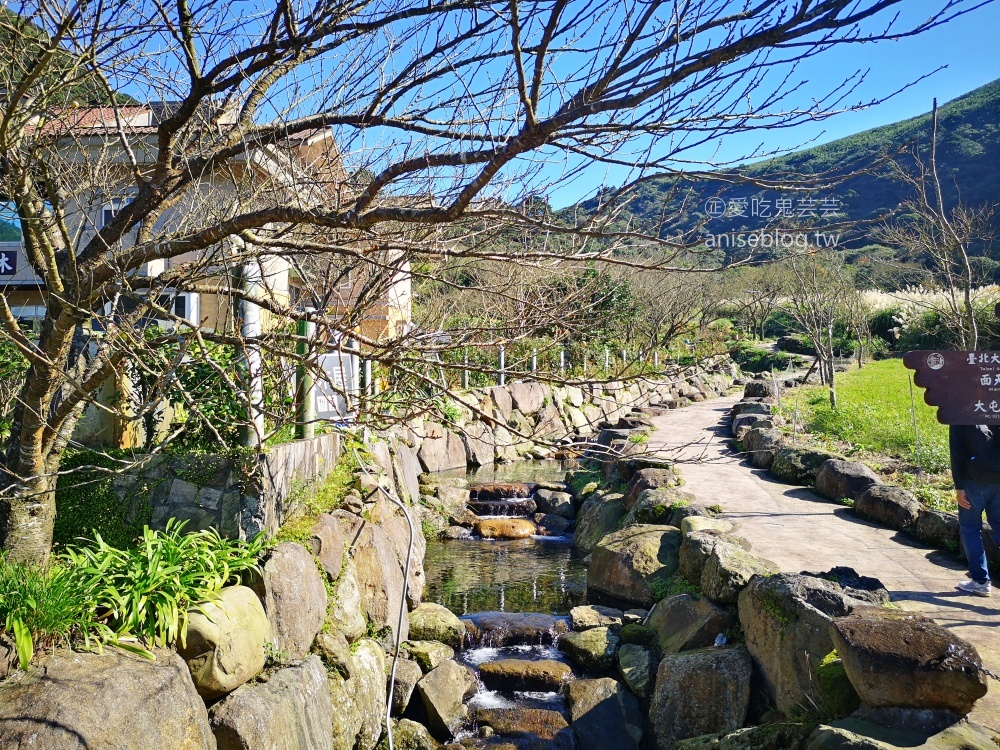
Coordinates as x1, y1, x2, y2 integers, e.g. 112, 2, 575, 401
647, 393, 1000, 731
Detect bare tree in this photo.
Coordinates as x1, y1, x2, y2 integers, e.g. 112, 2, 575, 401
873, 100, 996, 349
0, 0, 987, 563
786, 250, 852, 408
730, 265, 789, 341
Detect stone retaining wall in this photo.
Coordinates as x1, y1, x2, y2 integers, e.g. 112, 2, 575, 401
111, 432, 342, 539
390, 357, 741, 474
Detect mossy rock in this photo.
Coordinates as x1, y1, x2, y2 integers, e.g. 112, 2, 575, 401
619, 623, 658, 649
816, 651, 861, 718
770, 448, 843, 486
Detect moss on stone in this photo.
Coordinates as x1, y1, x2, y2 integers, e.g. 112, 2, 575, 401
816, 650, 861, 719
620, 623, 659, 649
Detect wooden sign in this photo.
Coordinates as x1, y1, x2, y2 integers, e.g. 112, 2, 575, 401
903, 350, 1000, 425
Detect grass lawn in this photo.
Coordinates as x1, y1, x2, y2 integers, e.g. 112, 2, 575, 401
785, 359, 955, 509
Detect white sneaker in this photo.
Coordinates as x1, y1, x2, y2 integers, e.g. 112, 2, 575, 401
957, 580, 992, 597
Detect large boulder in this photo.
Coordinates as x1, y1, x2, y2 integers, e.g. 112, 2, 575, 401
471, 707, 573, 748
403, 641, 455, 672
478, 659, 574, 693
509, 381, 548, 416
310, 513, 346, 580
418, 422, 468, 472
830, 608, 988, 715
461, 420, 496, 467
622, 468, 682, 510
558, 626, 620, 674
855, 485, 922, 531
648, 594, 736, 654
535, 513, 574, 536
379, 509, 427, 609
617, 643, 653, 698
674, 723, 816, 750
574, 493, 627, 552
732, 413, 768, 439
679, 530, 749, 586
730, 401, 771, 419
625, 488, 698, 526
650, 647, 753, 750
391, 719, 440, 750
815, 460, 881, 502
326, 559, 368, 642
680, 516, 737, 536
570, 604, 624, 631
564, 677, 644, 750
744, 428, 784, 470
488, 386, 513, 422
912, 509, 961, 550
804, 718, 1000, 750
587, 524, 682, 607
701, 543, 777, 605
210, 655, 333, 750
737, 572, 888, 716
391, 436, 423, 504
179, 584, 270, 699
536, 489, 575, 518
0, 648, 215, 750
417, 659, 477, 738
744, 380, 778, 399
335, 511, 409, 643
770, 448, 843, 486
475, 517, 536, 539
253, 542, 327, 660
327, 639, 388, 750
409, 603, 465, 649
391, 658, 424, 716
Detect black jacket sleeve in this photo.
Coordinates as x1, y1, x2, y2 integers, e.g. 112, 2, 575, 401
950, 425, 968, 491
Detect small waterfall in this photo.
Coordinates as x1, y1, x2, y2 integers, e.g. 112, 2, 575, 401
467, 497, 537, 516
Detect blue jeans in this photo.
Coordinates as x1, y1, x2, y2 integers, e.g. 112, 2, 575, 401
959, 480, 1000, 584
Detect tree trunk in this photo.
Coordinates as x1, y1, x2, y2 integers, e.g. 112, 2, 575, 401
0, 472, 57, 566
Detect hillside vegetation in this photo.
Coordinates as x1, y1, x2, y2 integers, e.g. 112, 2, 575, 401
571, 78, 1000, 256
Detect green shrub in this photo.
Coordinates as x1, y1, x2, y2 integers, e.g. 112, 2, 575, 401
867, 307, 900, 347
63, 519, 271, 648
764, 307, 797, 338
894, 309, 952, 352
0, 555, 105, 669
728, 341, 794, 373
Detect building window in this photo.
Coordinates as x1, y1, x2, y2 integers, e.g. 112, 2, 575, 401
101, 200, 123, 229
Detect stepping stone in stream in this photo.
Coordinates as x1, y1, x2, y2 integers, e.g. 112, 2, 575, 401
478, 659, 573, 693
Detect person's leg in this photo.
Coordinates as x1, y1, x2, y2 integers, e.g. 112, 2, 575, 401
959, 481, 990, 585
982, 483, 1000, 567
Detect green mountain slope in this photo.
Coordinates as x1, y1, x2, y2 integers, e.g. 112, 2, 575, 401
574, 78, 1000, 254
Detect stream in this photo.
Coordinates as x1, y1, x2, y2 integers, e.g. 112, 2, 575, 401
421, 460, 594, 744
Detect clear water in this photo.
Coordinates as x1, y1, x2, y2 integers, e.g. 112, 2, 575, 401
434, 458, 578, 484
422, 460, 588, 738
423, 535, 589, 615
457, 644, 570, 714
423, 459, 590, 614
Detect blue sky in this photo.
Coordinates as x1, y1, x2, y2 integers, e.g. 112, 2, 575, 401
547, 1, 1000, 207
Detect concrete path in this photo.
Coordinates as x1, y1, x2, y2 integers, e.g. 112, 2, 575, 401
647, 392, 1000, 731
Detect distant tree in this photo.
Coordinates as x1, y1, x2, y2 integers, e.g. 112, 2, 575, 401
786, 251, 853, 408
874, 100, 996, 349
731, 266, 789, 341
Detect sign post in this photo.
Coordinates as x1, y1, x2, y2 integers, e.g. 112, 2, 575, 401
903, 350, 1000, 424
